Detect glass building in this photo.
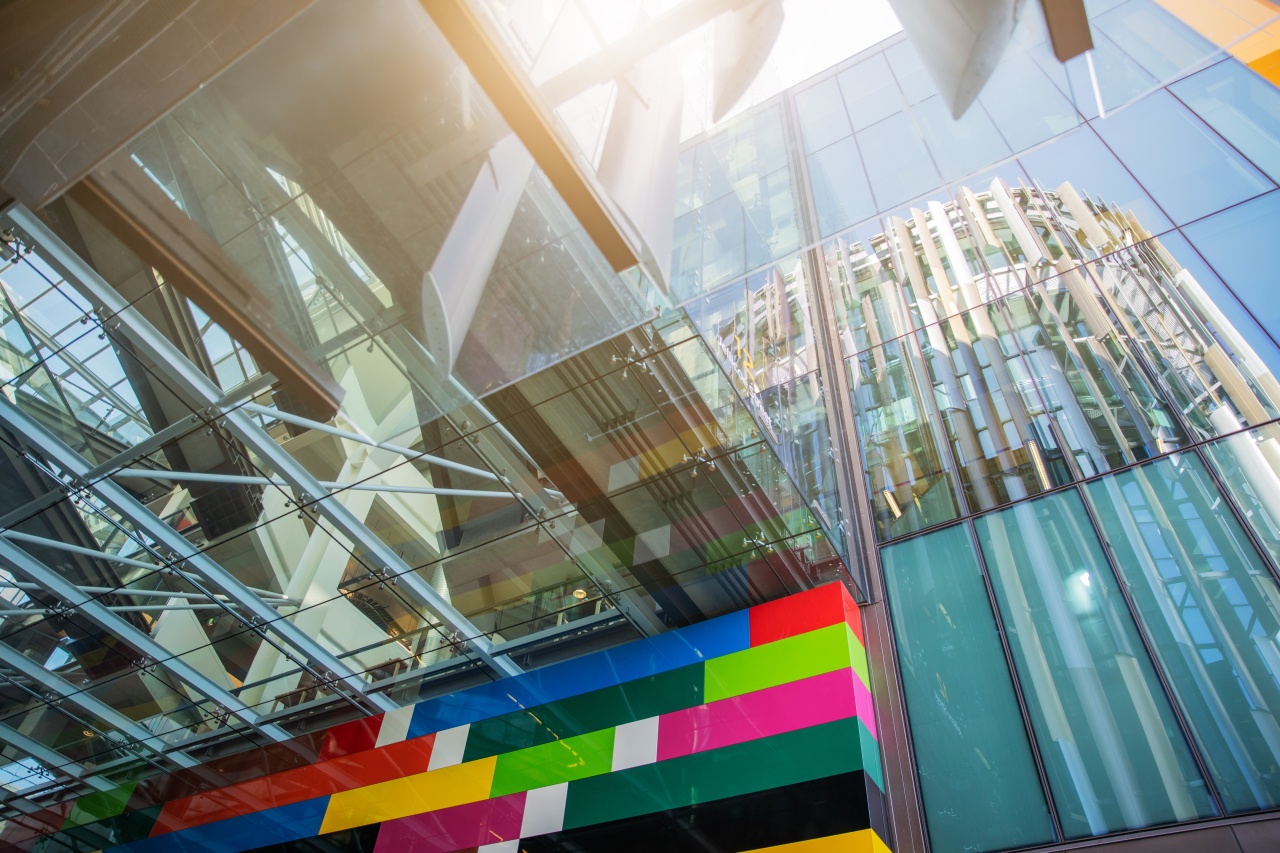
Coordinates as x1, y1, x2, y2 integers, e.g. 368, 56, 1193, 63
1, 0, 1280, 851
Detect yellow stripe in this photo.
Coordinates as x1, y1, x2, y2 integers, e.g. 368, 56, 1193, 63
319, 756, 496, 834
744, 829, 891, 853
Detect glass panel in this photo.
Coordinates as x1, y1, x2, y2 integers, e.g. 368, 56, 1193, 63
794, 77, 853, 154
1204, 423, 1280, 571
1182, 190, 1280, 347
1092, 89, 1273, 225
1092, 0, 1221, 82
979, 51, 1082, 151
1086, 454, 1280, 812
848, 340, 962, 540
975, 490, 1217, 837
857, 111, 942, 212
824, 220, 913, 358
913, 97, 1012, 183
917, 303, 1072, 510
1001, 274, 1183, 476
1017, 125, 1173, 235
1172, 60, 1280, 185
836, 53, 904, 132
882, 523, 1056, 853
808, 136, 876, 238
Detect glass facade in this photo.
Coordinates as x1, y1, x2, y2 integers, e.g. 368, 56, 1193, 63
4, 1, 1280, 852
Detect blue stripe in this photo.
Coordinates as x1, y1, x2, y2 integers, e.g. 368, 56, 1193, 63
407, 608, 749, 737
105, 796, 329, 853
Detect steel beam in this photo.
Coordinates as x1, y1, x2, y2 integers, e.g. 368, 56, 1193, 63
110, 468, 515, 500
7, 205, 522, 679
0, 398, 394, 714
0, 643, 198, 769
0, 721, 114, 793
0, 536, 286, 739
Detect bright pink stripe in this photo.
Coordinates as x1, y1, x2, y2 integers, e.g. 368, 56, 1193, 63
372, 792, 525, 853
853, 674, 877, 739
657, 668, 868, 763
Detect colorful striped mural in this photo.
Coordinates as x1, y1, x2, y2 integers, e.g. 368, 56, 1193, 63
0, 583, 888, 853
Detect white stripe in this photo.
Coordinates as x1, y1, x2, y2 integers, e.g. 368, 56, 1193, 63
427, 723, 470, 770
374, 705, 414, 748
520, 781, 569, 838
611, 716, 659, 772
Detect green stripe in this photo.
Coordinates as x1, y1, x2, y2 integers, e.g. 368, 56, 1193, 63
62, 782, 137, 829
464, 664, 703, 763
57, 804, 161, 847
562, 716, 867, 829
860, 719, 883, 791
705, 624, 858, 702
848, 627, 870, 691
490, 727, 616, 797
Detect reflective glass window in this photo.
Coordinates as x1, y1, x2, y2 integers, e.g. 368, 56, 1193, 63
808, 136, 876, 237
883, 523, 1056, 853
795, 77, 853, 154
913, 97, 1012, 183
975, 490, 1218, 837
884, 39, 937, 105
1017, 125, 1172, 234
1204, 423, 1280, 571
1092, 0, 1221, 82
1172, 60, 1280, 185
857, 111, 942, 212
1183, 190, 1280, 346
1092, 89, 1273, 225
979, 51, 1081, 151
1086, 454, 1280, 813
836, 53, 904, 131
848, 340, 962, 540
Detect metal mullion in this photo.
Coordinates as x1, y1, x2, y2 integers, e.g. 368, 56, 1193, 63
963, 518, 1066, 842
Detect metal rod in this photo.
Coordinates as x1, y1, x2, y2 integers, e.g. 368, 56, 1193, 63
242, 402, 505, 483
0, 580, 294, 603
110, 468, 515, 500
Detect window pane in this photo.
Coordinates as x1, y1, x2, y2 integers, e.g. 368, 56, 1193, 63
809, 136, 876, 238
857, 111, 942, 212
1172, 60, 1280, 185
1183, 190, 1280, 347
795, 77, 853, 154
848, 340, 962, 540
913, 97, 1012, 183
883, 523, 1056, 853
1203, 423, 1280, 570
837, 53, 905, 132
975, 490, 1217, 837
1086, 454, 1280, 813
1092, 89, 1273, 225
1018, 125, 1172, 234
979, 51, 1081, 151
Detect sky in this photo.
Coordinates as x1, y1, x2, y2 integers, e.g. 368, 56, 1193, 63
678, 0, 903, 138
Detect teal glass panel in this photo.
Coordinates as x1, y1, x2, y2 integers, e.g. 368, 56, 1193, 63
1086, 454, 1280, 812
1203, 424, 1280, 571
1092, 89, 1273, 225
883, 523, 1055, 853
1172, 60, 1280, 185
848, 340, 962, 540
975, 491, 1218, 837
